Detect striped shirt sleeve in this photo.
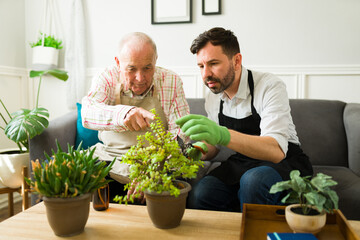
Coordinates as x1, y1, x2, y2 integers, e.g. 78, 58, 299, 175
81, 66, 132, 132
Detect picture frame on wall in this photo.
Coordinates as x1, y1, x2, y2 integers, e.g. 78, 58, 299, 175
151, 0, 192, 24
202, 0, 221, 15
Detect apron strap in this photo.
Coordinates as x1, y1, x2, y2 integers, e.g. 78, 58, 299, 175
115, 83, 122, 105
248, 70, 261, 121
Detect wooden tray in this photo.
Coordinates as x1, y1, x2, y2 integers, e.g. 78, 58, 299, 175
240, 204, 360, 240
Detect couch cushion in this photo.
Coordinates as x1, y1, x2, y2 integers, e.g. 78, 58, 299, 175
313, 166, 360, 220
187, 98, 207, 116
75, 103, 101, 149
344, 103, 360, 176
290, 99, 348, 167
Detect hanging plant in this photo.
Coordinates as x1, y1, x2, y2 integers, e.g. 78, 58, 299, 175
29, 32, 63, 49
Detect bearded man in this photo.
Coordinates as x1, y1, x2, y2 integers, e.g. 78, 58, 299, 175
176, 27, 313, 212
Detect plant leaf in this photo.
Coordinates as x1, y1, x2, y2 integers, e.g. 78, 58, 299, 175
290, 170, 307, 193
30, 69, 69, 81
311, 173, 337, 191
269, 180, 292, 193
304, 191, 326, 212
4, 108, 49, 143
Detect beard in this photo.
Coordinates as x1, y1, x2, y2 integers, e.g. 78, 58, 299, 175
205, 65, 235, 94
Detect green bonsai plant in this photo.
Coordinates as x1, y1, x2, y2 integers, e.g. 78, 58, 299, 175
114, 109, 204, 204
270, 170, 339, 215
29, 32, 63, 49
25, 141, 115, 198
0, 69, 68, 153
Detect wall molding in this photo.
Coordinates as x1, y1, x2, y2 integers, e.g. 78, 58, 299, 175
1, 64, 360, 101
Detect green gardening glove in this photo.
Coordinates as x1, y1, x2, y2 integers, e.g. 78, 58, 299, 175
187, 142, 208, 161
175, 114, 230, 146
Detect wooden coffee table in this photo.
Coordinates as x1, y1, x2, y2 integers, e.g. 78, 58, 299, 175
0, 202, 241, 239
0, 202, 359, 239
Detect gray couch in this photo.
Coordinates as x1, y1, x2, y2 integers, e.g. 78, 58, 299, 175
29, 98, 360, 220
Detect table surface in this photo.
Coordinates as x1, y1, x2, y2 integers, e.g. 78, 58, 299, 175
0, 202, 359, 240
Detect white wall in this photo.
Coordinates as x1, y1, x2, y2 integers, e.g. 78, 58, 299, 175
0, 0, 26, 150
1, 0, 360, 150
26, 0, 360, 103
0, 0, 26, 67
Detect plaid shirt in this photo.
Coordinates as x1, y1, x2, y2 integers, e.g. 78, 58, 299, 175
81, 65, 190, 139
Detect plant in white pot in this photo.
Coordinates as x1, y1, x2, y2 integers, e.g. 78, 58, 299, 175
25, 141, 115, 237
114, 109, 205, 229
30, 32, 63, 70
0, 69, 68, 188
270, 170, 339, 234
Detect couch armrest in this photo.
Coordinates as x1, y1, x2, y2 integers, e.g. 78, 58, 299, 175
29, 110, 77, 162
344, 103, 360, 176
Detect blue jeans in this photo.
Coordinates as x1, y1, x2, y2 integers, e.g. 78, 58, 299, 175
187, 166, 283, 211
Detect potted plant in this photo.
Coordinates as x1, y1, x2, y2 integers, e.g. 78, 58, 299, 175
0, 69, 68, 188
269, 170, 339, 234
114, 109, 204, 229
25, 141, 115, 237
30, 32, 63, 70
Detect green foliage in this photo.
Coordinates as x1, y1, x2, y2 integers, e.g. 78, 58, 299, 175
4, 108, 49, 150
0, 69, 68, 153
113, 109, 204, 204
29, 69, 69, 81
25, 141, 115, 198
29, 32, 63, 49
270, 170, 339, 215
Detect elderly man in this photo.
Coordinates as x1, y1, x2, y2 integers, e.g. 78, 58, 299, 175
81, 32, 190, 200
176, 27, 313, 211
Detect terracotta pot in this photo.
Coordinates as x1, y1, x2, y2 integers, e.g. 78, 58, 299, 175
32, 46, 59, 70
285, 204, 326, 234
144, 180, 191, 229
43, 193, 91, 237
0, 149, 29, 188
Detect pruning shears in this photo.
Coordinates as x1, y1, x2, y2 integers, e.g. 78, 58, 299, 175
176, 136, 206, 158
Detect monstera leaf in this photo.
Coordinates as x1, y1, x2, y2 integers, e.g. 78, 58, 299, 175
30, 69, 68, 81
4, 107, 49, 146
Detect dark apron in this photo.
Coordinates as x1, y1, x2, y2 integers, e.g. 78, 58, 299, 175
209, 70, 313, 185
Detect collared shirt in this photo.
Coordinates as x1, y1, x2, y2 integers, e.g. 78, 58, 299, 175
81, 65, 190, 139
205, 66, 299, 155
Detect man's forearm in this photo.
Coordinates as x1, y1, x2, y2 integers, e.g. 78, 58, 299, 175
227, 130, 285, 163
81, 98, 133, 132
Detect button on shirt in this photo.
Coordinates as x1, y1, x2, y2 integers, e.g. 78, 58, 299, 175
205, 66, 300, 155
81, 65, 190, 139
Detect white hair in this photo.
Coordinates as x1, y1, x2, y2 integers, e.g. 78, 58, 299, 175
118, 32, 158, 59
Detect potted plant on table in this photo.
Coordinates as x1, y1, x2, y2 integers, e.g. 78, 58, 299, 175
269, 170, 339, 234
114, 109, 204, 229
30, 32, 63, 70
25, 141, 115, 237
0, 69, 68, 189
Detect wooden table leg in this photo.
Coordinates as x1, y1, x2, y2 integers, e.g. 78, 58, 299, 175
7, 192, 14, 217
21, 166, 29, 211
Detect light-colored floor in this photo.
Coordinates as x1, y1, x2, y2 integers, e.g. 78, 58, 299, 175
0, 198, 24, 222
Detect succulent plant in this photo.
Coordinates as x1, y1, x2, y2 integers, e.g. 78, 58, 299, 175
26, 141, 115, 198
114, 109, 203, 204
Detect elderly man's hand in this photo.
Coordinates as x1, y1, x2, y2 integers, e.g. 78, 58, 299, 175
124, 107, 155, 131
176, 114, 230, 146
127, 180, 146, 204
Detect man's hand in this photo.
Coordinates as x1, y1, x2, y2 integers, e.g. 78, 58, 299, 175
127, 180, 145, 204
187, 142, 208, 161
175, 114, 230, 146
124, 107, 155, 131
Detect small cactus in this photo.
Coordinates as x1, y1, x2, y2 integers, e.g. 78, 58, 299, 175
26, 140, 115, 198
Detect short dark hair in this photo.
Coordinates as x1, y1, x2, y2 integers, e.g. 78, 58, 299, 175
190, 27, 240, 58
